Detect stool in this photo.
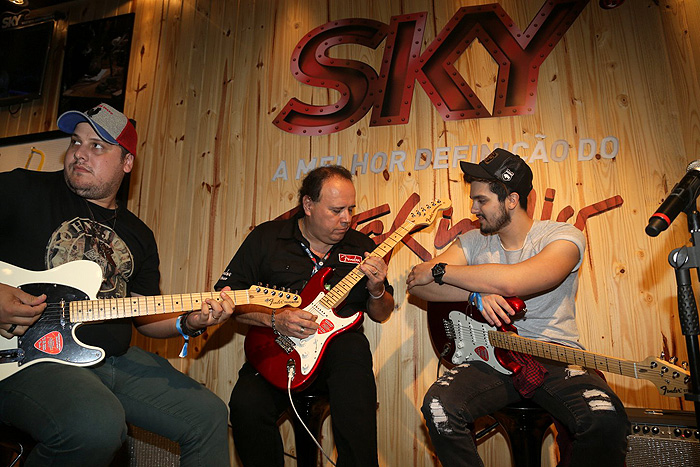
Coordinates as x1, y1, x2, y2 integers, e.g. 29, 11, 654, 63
477, 400, 554, 467
290, 393, 331, 467
0, 424, 35, 467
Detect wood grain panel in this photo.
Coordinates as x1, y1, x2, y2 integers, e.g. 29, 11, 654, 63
2, 1, 699, 465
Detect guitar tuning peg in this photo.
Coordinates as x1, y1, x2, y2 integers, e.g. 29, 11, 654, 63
670, 356, 678, 365
660, 351, 665, 360
683, 361, 689, 370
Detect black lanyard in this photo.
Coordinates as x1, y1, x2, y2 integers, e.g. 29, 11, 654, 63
300, 242, 331, 275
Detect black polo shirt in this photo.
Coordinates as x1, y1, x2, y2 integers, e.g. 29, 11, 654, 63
215, 213, 393, 317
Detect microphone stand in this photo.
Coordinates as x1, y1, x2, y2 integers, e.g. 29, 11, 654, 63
668, 205, 700, 426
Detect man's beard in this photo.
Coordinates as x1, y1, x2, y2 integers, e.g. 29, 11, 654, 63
479, 203, 511, 234
64, 168, 118, 202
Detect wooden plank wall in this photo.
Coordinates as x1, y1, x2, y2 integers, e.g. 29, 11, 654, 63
2, 0, 699, 465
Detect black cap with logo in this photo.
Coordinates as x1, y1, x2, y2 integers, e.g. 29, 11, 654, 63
459, 148, 533, 198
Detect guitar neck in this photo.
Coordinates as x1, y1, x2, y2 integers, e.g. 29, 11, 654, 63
70, 290, 254, 323
489, 331, 640, 380
320, 222, 413, 308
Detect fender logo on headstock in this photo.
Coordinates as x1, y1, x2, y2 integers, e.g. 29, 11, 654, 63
660, 385, 685, 396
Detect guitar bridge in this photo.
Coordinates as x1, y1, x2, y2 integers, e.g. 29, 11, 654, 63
0, 348, 24, 364
275, 335, 295, 354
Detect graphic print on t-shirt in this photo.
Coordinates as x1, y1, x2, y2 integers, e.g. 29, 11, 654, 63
45, 217, 134, 298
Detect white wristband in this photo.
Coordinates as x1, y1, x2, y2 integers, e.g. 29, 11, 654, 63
368, 285, 386, 300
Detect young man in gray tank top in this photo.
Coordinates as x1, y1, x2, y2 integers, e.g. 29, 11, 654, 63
407, 148, 629, 466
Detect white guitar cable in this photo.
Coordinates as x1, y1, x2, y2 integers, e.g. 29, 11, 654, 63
287, 361, 337, 466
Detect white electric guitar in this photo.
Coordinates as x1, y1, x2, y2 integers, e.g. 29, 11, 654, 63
0, 260, 301, 381
428, 301, 692, 398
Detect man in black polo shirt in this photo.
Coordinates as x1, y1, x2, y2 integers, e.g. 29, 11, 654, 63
215, 165, 394, 466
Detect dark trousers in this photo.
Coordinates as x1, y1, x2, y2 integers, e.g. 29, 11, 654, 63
421, 360, 630, 467
0, 346, 230, 467
229, 331, 379, 467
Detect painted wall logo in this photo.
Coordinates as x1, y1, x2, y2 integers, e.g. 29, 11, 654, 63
273, 0, 592, 136
273, 191, 623, 262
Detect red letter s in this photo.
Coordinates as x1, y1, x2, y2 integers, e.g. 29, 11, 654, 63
273, 19, 389, 136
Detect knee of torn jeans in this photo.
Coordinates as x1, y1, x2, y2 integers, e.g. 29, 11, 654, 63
423, 396, 454, 435
582, 388, 617, 412
565, 365, 588, 379
577, 388, 629, 444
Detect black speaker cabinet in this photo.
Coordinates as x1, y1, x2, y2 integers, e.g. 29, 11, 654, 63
626, 408, 699, 467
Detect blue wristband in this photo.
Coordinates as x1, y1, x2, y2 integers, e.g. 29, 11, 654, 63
469, 292, 483, 312
176, 313, 190, 357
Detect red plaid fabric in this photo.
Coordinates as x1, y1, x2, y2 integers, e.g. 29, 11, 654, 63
509, 351, 548, 398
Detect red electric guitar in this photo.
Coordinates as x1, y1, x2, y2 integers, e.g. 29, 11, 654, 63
427, 301, 691, 398
245, 198, 451, 391
0, 260, 301, 382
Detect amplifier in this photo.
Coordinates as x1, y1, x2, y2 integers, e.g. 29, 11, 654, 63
625, 408, 699, 467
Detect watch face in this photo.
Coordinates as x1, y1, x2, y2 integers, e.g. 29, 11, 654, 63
432, 263, 446, 283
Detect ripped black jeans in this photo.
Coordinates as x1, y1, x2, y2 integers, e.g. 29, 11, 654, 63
421, 360, 629, 467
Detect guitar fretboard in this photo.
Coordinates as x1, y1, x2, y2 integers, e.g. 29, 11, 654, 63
71, 289, 265, 322
488, 331, 637, 379
320, 223, 412, 309
318, 199, 447, 308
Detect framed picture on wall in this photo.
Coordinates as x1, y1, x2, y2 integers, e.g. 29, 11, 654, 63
0, 130, 69, 173
58, 13, 135, 114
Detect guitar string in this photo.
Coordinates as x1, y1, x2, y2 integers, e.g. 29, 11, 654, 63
316, 199, 441, 307
453, 323, 643, 375
38, 202, 437, 323
32, 289, 297, 323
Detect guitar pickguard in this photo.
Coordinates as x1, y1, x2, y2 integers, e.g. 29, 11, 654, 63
0, 259, 303, 383
0, 282, 104, 381
244, 269, 364, 391
289, 291, 359, 376
449, 311, 512, 375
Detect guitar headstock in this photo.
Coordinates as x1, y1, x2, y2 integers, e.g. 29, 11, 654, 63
407, 199, 452, 227
247, 286, 301, 308
637, 356, 691, 398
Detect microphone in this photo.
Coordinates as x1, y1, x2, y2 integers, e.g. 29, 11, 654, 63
646, 160, 700, 237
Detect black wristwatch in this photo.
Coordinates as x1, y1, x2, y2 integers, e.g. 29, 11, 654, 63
431, 262, 447, 285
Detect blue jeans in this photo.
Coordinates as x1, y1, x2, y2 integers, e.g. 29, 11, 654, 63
0, 346, 230, 467
229, 331, 379, 467
421, 360, 629, 467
